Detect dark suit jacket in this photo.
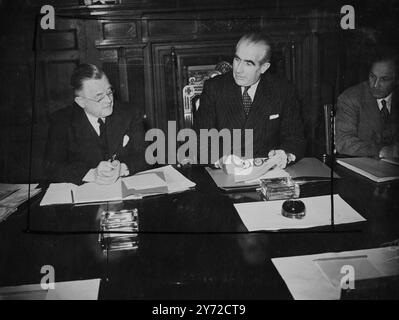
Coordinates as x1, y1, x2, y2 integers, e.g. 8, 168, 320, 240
44, 101, 149, 184
336, 82, 399, 157
194, 72, 305, 163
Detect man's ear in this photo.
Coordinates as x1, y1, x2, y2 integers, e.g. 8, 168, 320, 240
74, 96, 85, 109
260, 62, 271, 74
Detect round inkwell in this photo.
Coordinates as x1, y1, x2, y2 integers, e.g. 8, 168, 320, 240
281, 199, 306, 219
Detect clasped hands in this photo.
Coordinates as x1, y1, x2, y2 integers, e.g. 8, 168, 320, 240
93, 160, 129, 185
216, 149, 294, 175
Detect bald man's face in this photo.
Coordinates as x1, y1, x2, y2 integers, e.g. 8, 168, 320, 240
368, 60, 397, 99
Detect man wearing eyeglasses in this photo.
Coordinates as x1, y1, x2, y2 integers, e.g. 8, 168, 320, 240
44, 63, 148, 185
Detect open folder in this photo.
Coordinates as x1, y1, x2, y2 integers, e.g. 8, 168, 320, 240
40, 165, 195, 206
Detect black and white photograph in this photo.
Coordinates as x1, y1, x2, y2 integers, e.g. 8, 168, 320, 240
0, 0, 398, 304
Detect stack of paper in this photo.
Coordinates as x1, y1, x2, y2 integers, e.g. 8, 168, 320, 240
234, 194, 366, 231
40, 165, 196, 206
0, 183, 41, 222
272, 247, 399, 300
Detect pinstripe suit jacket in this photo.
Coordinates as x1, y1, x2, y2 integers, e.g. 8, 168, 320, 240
336, 82, 398, 157
194, 71, 306, 163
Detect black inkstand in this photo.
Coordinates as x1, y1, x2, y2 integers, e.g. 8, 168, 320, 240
282, 199, 306, 219
99, 208, 139, 252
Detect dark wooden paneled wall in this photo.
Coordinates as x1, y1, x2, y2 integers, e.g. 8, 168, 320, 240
2, 0, 397, 182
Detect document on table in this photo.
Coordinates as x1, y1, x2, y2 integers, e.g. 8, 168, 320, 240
337, 157, 399, 182
0, 278, 100, 300
271, 247, 399, 300
205, 166, 288, 190
0, 183, 41, 208
205, 158, 338, 190
40, 165, 196, 206
234, 194, 365, 231
0, 183, 41, 222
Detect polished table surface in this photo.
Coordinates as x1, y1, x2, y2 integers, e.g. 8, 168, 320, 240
1, 161, 398, 299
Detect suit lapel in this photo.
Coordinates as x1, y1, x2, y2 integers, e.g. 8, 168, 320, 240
246, 74, 272, 127
222, 73, 246, 128
106, 103, 131, 157
389, 90, 398, 137
362, 83, 382, 134
70, 103, 104, 160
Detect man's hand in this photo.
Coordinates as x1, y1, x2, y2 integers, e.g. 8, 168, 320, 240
268, 149, 289, 169
216, 154, 248, 175
379, 144, 399, 159
120, 163, 130, 177
94, 160, 121, 185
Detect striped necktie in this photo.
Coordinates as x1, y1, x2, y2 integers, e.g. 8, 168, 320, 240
242, 86, 252, 117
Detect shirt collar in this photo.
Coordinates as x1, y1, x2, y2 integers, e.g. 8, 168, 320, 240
241, 78, 261, 99
377, 93, 392, 112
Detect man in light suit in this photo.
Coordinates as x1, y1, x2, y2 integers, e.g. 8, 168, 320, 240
44, 63, 148, 185
194, 32, 305, 168
336, 50, 398, 158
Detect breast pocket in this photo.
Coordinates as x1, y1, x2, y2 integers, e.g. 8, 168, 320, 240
264, 113, 281, 141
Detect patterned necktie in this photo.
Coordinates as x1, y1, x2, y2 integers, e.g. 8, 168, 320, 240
380, 99, 389, 124
98, 118, 109, 159
242, 86, 252, 117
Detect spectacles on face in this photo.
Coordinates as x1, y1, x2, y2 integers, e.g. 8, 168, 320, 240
79, 88, 115, 103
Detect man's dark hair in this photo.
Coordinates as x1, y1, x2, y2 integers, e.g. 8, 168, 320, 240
237, 32, 273, 64
70, 63, 105, 93
369, 46, 399, 76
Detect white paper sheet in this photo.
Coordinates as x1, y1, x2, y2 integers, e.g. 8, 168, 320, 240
0, 183, 41, 208
272, 247, 399, 300
0, 279, 100, 300
40, 183, 75, 206
123, 172, 167, 190
40, 166, 196, 205
234, 194, 366, 231
140, 165, 196, 192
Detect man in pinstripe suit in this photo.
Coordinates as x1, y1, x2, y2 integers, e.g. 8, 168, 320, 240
194, 32, 306, 168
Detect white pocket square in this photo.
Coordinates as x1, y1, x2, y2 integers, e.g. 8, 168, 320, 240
123, 135, 130, 147
269, 114, 279, 120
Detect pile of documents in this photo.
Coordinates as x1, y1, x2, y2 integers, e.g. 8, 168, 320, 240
0, 183, 41, 222
40, 165, 196, 206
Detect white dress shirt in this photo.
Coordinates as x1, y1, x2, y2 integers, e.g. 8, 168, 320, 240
240, 79, 260, 101
84, 111, 105, 136
377, 93, 392, 113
